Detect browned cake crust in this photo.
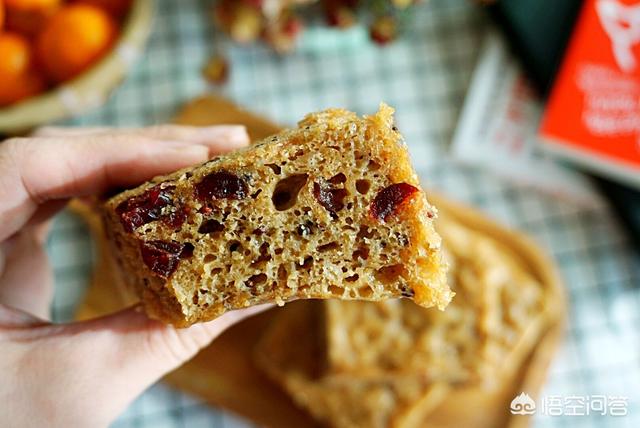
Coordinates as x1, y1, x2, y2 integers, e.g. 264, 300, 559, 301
102, 104, 451, 326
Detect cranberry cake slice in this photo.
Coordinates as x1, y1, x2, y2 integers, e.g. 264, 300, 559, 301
102, 104, 451, 327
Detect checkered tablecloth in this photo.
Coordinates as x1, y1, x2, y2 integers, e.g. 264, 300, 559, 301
47, 0, 640, 427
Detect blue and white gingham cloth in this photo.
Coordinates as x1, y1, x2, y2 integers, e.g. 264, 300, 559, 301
47, 1, 639, 427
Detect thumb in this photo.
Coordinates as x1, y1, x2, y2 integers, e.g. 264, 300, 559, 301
19, 304, 270, 427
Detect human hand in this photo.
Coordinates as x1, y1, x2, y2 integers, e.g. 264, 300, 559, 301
0, 125, 269, 427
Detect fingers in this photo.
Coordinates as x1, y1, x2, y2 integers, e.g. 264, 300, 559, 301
0, 137, 209, 241
0, 227, 53, 320
36, 124, 250, 154
9, 304, 272, 426
0, 125, 250, 241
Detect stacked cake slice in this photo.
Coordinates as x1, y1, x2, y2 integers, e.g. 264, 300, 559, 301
255, 210, 550, 428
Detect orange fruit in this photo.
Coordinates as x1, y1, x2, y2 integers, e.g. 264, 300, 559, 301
36, 4, 116, 83
0, 71, 46, 106
0, 1, 5, 30
4, 0, 59, 9
75, 0, 132, 19
4, 0, 60, 36
0, 32, 31, 81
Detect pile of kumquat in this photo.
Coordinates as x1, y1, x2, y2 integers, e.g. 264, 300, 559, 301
0, 0, 131, 107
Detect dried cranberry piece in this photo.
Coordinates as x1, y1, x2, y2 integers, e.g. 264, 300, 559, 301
370, 183, 419, 222
313, 181, 347, 214
116, 184, 187, 232
140, 240, 184, 278
195, 170, 249, 202
198, 219, 224, 234
165, 206, 189, 229
116, 184, 175, 232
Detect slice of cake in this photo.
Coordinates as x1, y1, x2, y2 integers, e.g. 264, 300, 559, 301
102, 104, 451, 326
325, 214, 547, 385
254, 301, 449, 428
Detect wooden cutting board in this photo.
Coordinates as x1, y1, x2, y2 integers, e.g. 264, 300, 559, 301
74, 95, 565, 428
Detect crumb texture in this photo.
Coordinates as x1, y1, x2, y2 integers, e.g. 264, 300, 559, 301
103, 104, 450, 326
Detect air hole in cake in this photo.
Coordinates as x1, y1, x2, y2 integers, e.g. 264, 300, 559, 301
251, 189, 262, 199
353, 246, 370, 260
395, 233, 409, 246
192, 292, 199, 305
251, 244, 272, 268
359, 286, 374, 298
259, 242, 270, 255
275, 248, 284, 255
297, 221, 315, 237
272, 174, 308, 211
329, 284, 344, 296
204, 254, 216, 263
345, 274, 359, 282
198, 219, 224, 234
400, 283, 415, 298
345, 216, 353, 225
278, 265, 288, 281
375, 264, 405, 285
329, 173, 347, 185
229, 240, 242, 253
210, 267, 222, 275
266, 163, 281, 174
368, 160, 381, 171
297, 257, 313, 270
318, 242, 339, 252
356, 179, 371, 195
181, 243, 195, 258
357, 225, 374, 240
246, 273, 267, 288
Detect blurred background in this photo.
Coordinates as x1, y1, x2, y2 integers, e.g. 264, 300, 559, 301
1, 0, 639, 427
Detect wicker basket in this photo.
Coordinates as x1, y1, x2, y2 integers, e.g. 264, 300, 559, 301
0, 0, 154, 135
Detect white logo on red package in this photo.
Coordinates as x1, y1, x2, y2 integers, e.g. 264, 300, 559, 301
596, 0, 640, 72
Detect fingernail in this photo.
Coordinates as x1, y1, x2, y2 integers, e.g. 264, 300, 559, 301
168, 144, 209, 159
200, 126, 250, 148
161, 139, 196, 148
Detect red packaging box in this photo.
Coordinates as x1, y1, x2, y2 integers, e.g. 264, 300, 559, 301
540, 0, 640, 187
